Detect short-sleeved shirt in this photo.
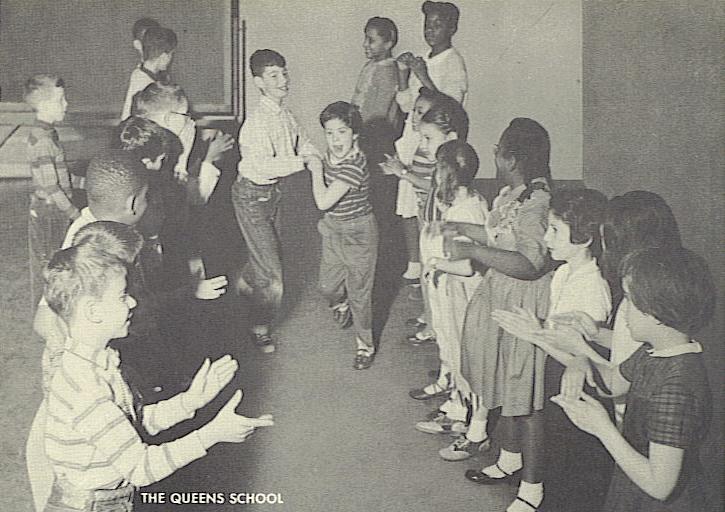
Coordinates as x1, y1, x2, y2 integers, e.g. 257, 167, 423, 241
351, 58, 400, 127
548, 259, 611, 322
396, 47, 468, 112
322, 146, 371, 221
605, 342, 713, 511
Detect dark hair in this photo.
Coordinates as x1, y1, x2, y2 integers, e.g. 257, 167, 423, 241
365, 17, 398, 47
73, 221, 144, 265
621, 247, 716, 336
420, 95, 469, 141
602, 190, 681, 306
319, 101, 363, 134
132, 18, 160, 41
499, 117, 551, 201
116, 115, 176, 162
250, 49, 286, 77
23, 74, 65, 106
422, 1, 460, 33
86, 153, 148, 212
142, 26, 177, 61
435, 140, 479, 205
550, 188, 608, 260
131, 82, 187, 116
43, 244, 127, 322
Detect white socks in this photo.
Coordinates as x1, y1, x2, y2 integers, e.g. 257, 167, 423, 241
466, 417, 488, 443
483, 449, 522, 478
508, 481, 544, 511
356, 337, 374, 354
403, 261, 421, 280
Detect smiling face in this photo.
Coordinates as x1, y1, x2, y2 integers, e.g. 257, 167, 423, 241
544, 212, 590, 262
411, 96, 433, 131
363, 27, 392, 60
424, 12, 454, 49
94, 271, 137, 340
418, 121, 452, 159
254, 65, 290, 102
323, 118, 357, 160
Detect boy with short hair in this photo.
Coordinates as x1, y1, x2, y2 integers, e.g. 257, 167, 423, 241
121, 25, 177, 121
42, 243, 273, 511
131, 17, 160, 58
232, 49, 321, 353
25, 74, 80, 308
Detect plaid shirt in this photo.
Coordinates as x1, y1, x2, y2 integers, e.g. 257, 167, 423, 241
45, 337, 206, 491
237, 95, 319, 185
27, 120, 79, 219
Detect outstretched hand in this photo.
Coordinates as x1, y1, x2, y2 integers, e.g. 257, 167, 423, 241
491, 307, 542, 341
202, 390, 275, 445
548, 310, 600, 340
205, 132, 234, 164
551, 392, 613, 439
183, 355, 239, 412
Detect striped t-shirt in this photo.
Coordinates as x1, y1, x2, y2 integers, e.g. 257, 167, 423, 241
323, 147, 372, 220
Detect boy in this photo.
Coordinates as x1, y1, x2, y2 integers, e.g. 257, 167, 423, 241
131, 17, 160, 58
42, 243, 273, 511
25, 74, 80, 309
121, 26, 177, 121
309, 101, 378, 369
232, 49, 321, 353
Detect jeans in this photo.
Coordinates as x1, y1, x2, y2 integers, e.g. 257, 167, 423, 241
29, 195, 70, 308
231, 178, 284, 326
317, 213, 378, 348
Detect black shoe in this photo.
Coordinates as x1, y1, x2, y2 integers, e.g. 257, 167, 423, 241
251, 331, 276, 353
405, 316, 427, 328
406, 331, 436, 346
465, 464, 520, 485
408, 383, 449, 400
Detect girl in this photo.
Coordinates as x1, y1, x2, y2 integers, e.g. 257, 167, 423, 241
411, 142, 488, 444
308, 102, 378, 370
448, 118, 553, 512
554, 247, 716, 512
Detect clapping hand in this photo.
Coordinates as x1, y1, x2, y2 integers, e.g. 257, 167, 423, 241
194, 275, 228, 300
532, 326, 611, 366
182, 355, 239, 412
444, 237, 476, 261
491, 307, 543, 341
560, 356, 596, 399
201, 390, 274, 445
550, 392, 613, 439
548, 311, 600, 340
205, 132, 234, 164
380, 154, 406, 177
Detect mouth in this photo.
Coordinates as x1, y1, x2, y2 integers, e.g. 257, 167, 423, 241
332, 145, 345, 154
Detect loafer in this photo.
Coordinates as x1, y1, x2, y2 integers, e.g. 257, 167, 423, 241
251, 331, 275, 353
415, 410, 467, 435
353, 349, 375, 370
439, 436, 491, 461
465, 464, 520, 485
408, 383, 449, 400
405, 316, 427, 328
406, 331, 436, 346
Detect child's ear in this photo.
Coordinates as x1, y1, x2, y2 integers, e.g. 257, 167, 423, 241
253, 75, 265, 91
445, 131, 458, 142
133, 39, 143, 54
79, 296, 104, 325
126, 194, 143, 216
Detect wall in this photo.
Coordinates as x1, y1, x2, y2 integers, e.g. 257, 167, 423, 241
582, 0, 724, 505
242, 0, 582, 179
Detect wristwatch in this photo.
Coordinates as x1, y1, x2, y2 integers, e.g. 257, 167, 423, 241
400, 167, 408, 176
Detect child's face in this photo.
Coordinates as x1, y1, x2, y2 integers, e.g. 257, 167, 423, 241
324, 118, 357, 160
418, 122, 452, 159
411, 97, 433, 131
255, 65, 290, 101
40, 87, 68, 123
157, 50, 174, 70
424, 13, 454, 48
363, 27, 392, 61
433, 158, 453, 188
544, 212, 589, 262
95, 271, 137, 340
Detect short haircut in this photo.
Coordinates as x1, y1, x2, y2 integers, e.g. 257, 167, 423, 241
365, 17, 398, 47
621, 247, 716, 336
72, 221, 144, 265
435, 140, 479, 205
319, 101, 363, 134
499, 117, 551, 185
86, 153, 148, 212
420, 95, 469, 141
550, 188, 608, 259
43, 243, 127, 322
132, 18, 160, 41
131, 82, 187, 117
250, 49, 286, 77
422, 1, 460, 32
142, 26, 177, 61
116, 115, 175, 161
23, 74, 64, 107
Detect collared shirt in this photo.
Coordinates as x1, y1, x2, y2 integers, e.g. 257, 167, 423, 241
396, 47, 468, 113
237, 95, 320, 185
351, 57, 400, 125
45, 337, 205, 491
548, 259, 612, 322
121, 65, 155, 121
27, 120, 78, 218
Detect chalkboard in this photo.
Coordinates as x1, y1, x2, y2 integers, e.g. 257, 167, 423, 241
0, 0, 236, 114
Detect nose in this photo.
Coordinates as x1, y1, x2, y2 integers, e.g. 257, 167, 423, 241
127, 295, 137, 310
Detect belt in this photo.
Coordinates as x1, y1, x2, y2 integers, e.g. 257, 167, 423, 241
48, 479, 134, 510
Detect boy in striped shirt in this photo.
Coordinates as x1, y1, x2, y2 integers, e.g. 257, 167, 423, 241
42, 243, 273, 511
308, 102, 378, 370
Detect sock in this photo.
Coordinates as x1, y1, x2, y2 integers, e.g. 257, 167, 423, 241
356, 337, 374, 354
252, 325, 269, 336
483, 449, 522, 478
435, 369, 449, 389
466, 417, 488, 443
507, 481, 544, 511
403, 261, 422, 279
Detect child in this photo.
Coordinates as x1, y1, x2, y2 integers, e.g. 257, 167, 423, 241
232, 49, 321, 353
309, 101, 378, 370
446, 118, 552, 512
396, 1, 467, 114
409, 142, 489, 460
131, 17, 160, 58
552, 247, 715, 512
121, 26, 177, 121
24, 74, 80, 308
42, 242, 273, 511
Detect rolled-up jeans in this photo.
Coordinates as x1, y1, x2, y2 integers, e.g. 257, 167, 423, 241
231, 177, 284, 326
317, 212, 378, 348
